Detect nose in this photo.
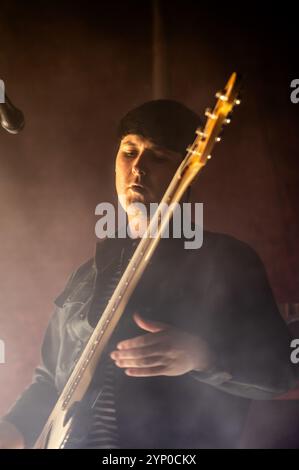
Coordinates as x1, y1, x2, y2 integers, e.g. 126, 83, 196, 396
132, 165, 145, 176
132, 151, 147, 176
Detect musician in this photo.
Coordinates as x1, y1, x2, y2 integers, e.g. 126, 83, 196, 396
0, 100, 297, 449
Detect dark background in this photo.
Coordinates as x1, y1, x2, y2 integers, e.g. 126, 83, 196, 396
0, 0, 298, 444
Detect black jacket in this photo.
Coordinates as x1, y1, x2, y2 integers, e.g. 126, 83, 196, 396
4, 231, 297, 448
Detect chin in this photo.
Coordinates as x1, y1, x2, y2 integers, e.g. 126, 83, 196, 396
127, 193, 148, 206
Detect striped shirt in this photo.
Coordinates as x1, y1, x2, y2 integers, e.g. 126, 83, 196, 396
84, 241, 137, 449
84, 359, 120, 449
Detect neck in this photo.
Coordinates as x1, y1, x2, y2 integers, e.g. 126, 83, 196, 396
127, 213, 149, 239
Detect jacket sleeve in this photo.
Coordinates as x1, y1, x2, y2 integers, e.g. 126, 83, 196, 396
2, 271, 76, 448
190, 237, 299, 399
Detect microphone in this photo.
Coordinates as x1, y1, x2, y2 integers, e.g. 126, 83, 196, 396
0, 93, 25, 134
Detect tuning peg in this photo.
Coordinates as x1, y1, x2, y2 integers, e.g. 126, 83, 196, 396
224, 118, 231, 124
187, 145, 202, 156
215, 137, 221, 142
207, 155, 212, 160
205, 108, 217, 120
234, 98, 241, 105
195, 128, 207, 140
215, 91, 228, 102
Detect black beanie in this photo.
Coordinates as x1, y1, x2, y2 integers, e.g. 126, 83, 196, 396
117, 99, 202, 157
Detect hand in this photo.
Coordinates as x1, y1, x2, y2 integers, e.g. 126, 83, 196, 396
110, 312, 215, 377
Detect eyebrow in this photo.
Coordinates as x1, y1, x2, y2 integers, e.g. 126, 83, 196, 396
121, 139, 161, 150
120, 139, 177, 158
121, 140, 137, 146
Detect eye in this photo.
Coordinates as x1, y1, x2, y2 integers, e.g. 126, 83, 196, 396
122, 148, 137, 158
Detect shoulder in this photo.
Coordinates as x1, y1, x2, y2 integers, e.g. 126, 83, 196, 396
70, 257, 95, 281
53, 256, 95, 307
184, 229, 266, 280
203, 230, 262, 262
53, 237, 123, 308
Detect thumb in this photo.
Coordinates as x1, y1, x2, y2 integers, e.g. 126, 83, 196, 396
133, 312, 169, 333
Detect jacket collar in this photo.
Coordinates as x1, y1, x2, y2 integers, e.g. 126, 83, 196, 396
94, 235, 138, 275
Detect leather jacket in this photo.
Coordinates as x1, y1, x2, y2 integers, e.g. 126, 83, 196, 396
4, 231, 298, 448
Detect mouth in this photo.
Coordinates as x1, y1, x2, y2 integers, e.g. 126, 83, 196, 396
128, 183, 147, 193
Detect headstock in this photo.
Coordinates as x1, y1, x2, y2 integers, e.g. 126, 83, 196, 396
186, 72, 242, 168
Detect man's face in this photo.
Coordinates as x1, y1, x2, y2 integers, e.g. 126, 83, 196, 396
115, 134, 182, 210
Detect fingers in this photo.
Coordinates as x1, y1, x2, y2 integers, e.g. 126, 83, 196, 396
124, 366, 168, 377
111, 343, 168, 360
116, 331, 168, 350
113, 355, 169, 369
111, 334, 172, 375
